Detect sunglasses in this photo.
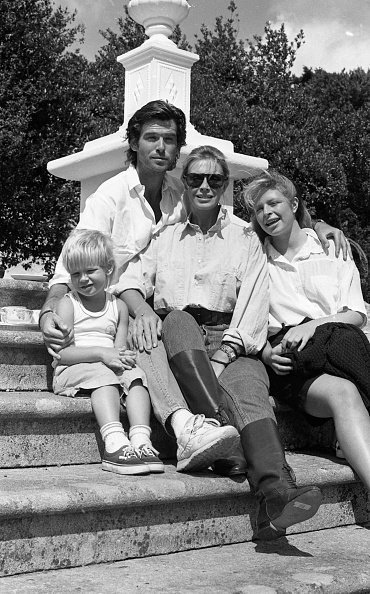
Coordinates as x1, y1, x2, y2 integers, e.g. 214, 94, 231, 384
184, 173, 228, 189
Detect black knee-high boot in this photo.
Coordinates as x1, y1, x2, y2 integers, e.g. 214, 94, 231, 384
240, 418, 322, 540
169, 348, 247, 476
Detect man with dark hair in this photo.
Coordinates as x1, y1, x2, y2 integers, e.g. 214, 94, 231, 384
39, 100, 240, 474
126, 100, 186, 169
41, 100, 187, 345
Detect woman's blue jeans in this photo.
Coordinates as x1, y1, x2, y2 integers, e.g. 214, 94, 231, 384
138, 310, 275, 434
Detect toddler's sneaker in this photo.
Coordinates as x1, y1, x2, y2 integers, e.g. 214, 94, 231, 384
136, 444, 165, 473
176, 414, 239, 473
102, 445, 149, 475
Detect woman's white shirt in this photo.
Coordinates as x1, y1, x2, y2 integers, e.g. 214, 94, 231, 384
114, 207, 269, 354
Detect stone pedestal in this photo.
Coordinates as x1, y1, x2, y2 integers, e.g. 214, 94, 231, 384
47, 0, 268, 209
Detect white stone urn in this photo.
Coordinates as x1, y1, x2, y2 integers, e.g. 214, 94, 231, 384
128, 0, 190, 39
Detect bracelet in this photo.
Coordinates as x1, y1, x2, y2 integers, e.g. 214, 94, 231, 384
220, 343, 237, 363
210, 357, 227, 366
223, 342, 240, 356
38, 309, 54, 328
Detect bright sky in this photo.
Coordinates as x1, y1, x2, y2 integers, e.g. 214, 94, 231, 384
58, 0, 370, 74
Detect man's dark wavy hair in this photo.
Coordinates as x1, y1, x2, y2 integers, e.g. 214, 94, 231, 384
126, 100, 186, 168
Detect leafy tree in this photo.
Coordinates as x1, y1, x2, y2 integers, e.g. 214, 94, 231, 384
0, 0, 91, 272
1, 0, 368, 297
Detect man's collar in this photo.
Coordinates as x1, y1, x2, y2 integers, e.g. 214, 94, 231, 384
127, 165, 180, 194
126, 165, 143, 192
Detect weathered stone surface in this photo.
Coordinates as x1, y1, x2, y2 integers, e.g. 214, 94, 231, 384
2, 523, 370, 593
0, 455, 368, 577
0, 392, 335, 468
0, 329, 52, 390
0, 392, 176, 467
0, 278, 48, 309
0, 392, 336, 468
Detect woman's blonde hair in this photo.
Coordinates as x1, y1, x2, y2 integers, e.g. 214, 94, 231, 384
61, 229, 115, 276
182, 145, 230, 180
243, 170, 312, 241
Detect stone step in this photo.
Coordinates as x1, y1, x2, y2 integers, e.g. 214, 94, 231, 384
0, 454, 368, 577
0, 278, 48, 309
0, 391, 334, 468
0, 329, 52, 391
2, 523, 370, 593
0, 391, 176, 468
0, 299, 368, 393
1, 324, 369, 393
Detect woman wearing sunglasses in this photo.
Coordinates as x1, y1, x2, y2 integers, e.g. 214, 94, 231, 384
116, 145, 322, 540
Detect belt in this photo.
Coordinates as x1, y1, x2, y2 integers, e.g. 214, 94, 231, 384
183, 306, 232, 326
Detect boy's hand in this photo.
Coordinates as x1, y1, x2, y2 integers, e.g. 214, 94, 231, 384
280, 321, 317, 352
266, 343, 293, 375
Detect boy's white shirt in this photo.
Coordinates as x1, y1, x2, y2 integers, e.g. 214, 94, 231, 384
265, 228, 367, 336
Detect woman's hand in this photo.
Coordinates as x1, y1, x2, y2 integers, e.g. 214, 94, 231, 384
263, 343, 293, 375
280, 321, 317, 352
210, 360, 226, 378
40, 312, 74, 358
132, 303, 162, 352
210, 349, 229, 378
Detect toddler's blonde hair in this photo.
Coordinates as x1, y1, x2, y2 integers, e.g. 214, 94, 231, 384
61, 229, 115, 276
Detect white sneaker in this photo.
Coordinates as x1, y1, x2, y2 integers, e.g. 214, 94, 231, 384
176, 414, 239, 473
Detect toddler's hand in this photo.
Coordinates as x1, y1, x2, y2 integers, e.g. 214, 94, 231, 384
118, 348, 137, 369
101, 348, 126, 371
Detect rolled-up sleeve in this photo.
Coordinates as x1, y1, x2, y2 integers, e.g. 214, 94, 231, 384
110, 241, 157, 300
77, 191, 116, 234
49, 253, 71, 288
338, 256, 367, 326
223, 232, 269, 354
49, 191, 116, 289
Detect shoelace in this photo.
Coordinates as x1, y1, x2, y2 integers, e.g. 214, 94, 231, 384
136, 445, 160, 457
191, 414, 220, 433
118, 446, 138, 460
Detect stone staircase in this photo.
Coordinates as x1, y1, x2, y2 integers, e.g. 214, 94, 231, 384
0, 278, 369, 578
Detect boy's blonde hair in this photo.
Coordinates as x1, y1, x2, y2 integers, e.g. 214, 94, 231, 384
243, 170, 312, 241
61, 229, 115, 276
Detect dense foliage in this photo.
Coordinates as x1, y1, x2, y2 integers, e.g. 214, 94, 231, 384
0, 1, 368, 296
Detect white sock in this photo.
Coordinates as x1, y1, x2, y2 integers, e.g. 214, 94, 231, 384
129, 425, 152, 449
100, 421, 130, 453
170, 409, 194, 438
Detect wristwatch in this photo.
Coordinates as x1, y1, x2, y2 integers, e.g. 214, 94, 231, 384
219, 343, 237, 363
